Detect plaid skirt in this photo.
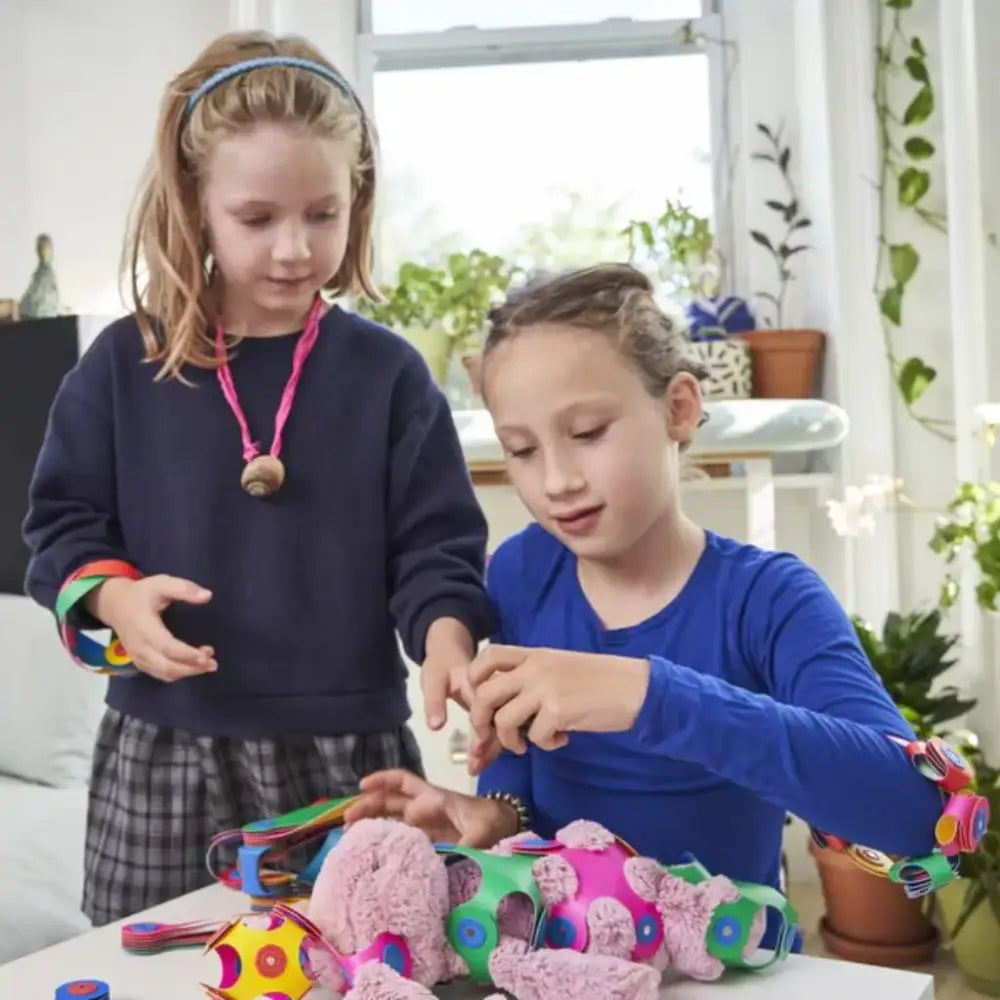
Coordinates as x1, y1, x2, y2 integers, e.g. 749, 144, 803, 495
82, 707, 423, 926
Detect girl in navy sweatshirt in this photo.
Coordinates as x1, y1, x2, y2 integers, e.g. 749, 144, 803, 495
21, 31, 490, 925
348, 264, 979, 954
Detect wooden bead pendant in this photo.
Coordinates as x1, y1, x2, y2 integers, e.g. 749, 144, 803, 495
240, 454, 286, 498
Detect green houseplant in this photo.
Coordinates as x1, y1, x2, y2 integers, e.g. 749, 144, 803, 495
808, 609, 976, 966
936, 744, 1000, 995
854, 609, 976, 739
621, 196, 715, 304
621, 197, 753, 401
746, 121, 825, 398
358, 249, 515, 387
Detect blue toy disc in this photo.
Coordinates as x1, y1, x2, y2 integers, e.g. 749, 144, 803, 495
636, 914, 659, 943
456, 916, 487, 949
382, 940, 407, 974
54, 981, 110, 1000
712, 916, 742, 945
545, 916, 577, 949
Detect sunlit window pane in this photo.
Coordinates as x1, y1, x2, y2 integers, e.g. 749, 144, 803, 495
370, 52, 713, 407
373, 54, 713, 276
371, 1, 705, 34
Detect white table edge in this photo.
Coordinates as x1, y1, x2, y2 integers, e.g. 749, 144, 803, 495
0, 884, 935, 999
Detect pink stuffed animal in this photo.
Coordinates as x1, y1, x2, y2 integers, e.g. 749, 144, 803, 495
501, 820, 762, 982
306, 817, 765, 1000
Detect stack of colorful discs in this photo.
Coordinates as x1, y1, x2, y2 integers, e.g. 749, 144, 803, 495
935, 793, 991, 855
888, 853, 960, 899
121, 919, 225, 954
907, 738, 975, 792
54, 980, 110, 1000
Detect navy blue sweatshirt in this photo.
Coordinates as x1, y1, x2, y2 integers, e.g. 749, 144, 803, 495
22, 306, 492, 737
478, 525, 945, 950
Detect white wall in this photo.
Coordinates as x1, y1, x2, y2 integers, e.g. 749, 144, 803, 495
0, 1, 363, 316
0, 2, 28, 296
0, 0, 231, 314
883, 0, 957, 617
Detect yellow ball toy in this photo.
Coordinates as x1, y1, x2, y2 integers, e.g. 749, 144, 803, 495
202, 902, 324, 1000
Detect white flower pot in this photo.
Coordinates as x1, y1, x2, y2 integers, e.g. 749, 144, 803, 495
687, 337, 753, 400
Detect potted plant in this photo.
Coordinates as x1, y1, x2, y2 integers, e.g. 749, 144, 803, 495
622, 197, 754, 401
936, 744, 1000, 996
745, 122, 825, 398
358, 249, 515, 390
808, 609, 976, 966
438, 249, 517, 398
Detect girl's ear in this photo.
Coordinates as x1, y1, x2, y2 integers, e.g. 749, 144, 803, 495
665, 372, 703, 444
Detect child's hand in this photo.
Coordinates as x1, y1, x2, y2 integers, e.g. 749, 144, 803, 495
87, 575, 217, 682
468, 645, 651, 756
344, 769, 518, 848
421, 617, 476, 730
421, 658, 474, 730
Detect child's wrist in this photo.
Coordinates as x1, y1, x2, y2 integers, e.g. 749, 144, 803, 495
85, 577, 133, 627
425, 616, 474, 661
491, 801, 521, 841
483, 790, 530, 838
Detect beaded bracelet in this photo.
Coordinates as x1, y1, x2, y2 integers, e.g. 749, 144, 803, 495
54, 559, 142, 676
810, 736, 990, 899
483, 790, 532, 834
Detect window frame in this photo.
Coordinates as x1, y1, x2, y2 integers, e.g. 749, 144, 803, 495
354, 0, 736, 284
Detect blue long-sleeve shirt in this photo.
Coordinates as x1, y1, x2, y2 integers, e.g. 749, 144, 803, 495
22, 306, 491, 738
477, 524, 943, 947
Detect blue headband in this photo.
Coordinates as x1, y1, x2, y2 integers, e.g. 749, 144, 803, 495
182, 56, 362, 123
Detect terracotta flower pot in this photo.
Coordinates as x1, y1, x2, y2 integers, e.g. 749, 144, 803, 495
743, 328, 825, 399
809, 838, 938, 967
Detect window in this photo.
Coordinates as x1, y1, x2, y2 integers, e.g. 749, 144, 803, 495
358, 2, 726, 407
373, 54, 713, 279
369, 1, 707, 34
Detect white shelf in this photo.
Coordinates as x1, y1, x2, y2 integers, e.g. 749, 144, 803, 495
682, 472, 833, 493
454, 399, 850, 466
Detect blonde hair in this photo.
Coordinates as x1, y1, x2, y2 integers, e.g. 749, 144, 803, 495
123, 31, 378, 379
482, 263, 708, 398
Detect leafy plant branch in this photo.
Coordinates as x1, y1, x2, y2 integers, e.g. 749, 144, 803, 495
749, 122, 811, 329
874, 0, 952, 440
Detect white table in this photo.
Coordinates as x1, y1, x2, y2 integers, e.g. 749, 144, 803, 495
2, 884, 933, 999
454, 399, 849, 551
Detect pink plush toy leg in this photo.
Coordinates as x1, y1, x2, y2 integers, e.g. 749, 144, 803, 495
531, 853, 579, 908
307, 818, 456, 991
655, 869, 740, 981
583, 896, 638, 961
489, 940, 661, 1000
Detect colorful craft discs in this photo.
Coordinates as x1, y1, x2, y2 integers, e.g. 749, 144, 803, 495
54, 981, 110, 1000
104, 639, 131, 666
509, 837, 560, 854
847, 845, 894, 876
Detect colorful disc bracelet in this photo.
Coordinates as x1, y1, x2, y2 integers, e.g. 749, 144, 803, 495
810, 735, 989, 899
54, 559, 142, 676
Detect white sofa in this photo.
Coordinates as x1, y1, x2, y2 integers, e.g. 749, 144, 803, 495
0, 595, 99, 963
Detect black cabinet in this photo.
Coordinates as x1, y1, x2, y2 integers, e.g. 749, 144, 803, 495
0, 316, 82, 594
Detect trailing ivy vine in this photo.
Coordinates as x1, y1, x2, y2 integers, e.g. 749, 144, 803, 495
874, 0, 952, 440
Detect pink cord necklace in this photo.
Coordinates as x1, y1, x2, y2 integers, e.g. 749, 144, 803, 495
215, 296, 324, 498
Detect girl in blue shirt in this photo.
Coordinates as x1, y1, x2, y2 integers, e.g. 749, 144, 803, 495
347, 263, 947, 948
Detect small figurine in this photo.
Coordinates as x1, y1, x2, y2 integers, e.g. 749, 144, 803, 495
19, 233, 62, 318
